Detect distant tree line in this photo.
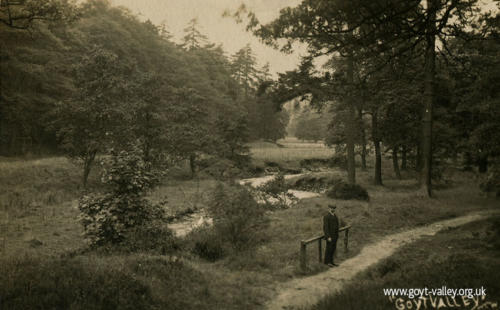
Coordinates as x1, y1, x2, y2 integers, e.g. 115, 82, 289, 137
0, 0, 288, 185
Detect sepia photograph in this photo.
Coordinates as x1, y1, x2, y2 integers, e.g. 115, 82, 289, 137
0, 0, 499, 309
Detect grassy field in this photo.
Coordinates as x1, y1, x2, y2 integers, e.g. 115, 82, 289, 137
0, 157, 94, 258
311, 215, 500, 310
198, 167, 498, 281
249, 138, 334, 167
0, 144, 498, 309
0, 157, 216, 258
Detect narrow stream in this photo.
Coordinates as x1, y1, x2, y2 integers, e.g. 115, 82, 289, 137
168, 173, 319, 237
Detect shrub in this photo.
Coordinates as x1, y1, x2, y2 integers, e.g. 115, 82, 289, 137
232, 153, 251, 168
246, 163, 265, 176
208, 183, 268, 251
259, 173, 288, 195
257, 173, 298, 209
0, 256, 154, 310
264, 161, 280, 168
329, 154, 347, 169
487, 218, 500, 250
300, 155, 347, 170
289, 175, 343, 192
326, 181, 369, 201
118, 221, 178, 254
78, 148, 171, 249
299, 158, 331, 169
480, 165, 500, 197
189, 226, 225, 261
199, 158, 242, 179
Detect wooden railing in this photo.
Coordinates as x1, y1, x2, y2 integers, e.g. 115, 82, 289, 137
299, 225, 351, 271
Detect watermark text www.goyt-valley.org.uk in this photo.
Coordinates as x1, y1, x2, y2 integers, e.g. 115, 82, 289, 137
384, 286, 498, 310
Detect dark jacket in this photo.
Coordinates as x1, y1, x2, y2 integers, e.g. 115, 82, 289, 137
323, 212, 339, 240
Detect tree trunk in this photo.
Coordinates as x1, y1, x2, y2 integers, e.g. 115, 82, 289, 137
9, 126, 18, 155
374, 141, 383, 186
142, 140, 151, 164
82, 150, 97, 188
372, 110, 383, 186
463, 151, 473, 170
392, 147, 402, 180
189, 153, 197, 178
421, 0, 436, 197
359, 108, 367, 171
346, 55, 356, 184
478, 153, 488, 173
401, 145, 408, 171
416, 142, 422, 172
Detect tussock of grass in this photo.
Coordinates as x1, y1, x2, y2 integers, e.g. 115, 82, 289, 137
0, 253, 268, 310
326, 181, 369, 201
0, 254, 155, 310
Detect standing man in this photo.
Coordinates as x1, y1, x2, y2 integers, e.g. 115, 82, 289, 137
323, 204, 339, 267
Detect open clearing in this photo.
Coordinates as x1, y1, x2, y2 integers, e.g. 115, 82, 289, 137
1, 143, 498, 309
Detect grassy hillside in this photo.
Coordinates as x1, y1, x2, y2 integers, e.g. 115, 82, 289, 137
0, 146, 498, 309
311, 216, 500, 310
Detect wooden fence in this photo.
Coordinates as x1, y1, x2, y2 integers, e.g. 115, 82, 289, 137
299, 225, 351, 271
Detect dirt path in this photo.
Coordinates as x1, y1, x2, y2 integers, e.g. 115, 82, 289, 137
266, 209, 500, 310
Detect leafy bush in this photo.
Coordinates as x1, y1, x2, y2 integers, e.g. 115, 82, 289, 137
189, 226, 225, 261
232, 153, 251, 168
326, 181, 369, 201
300, 155, 347, 170
79, 148, 171, 249
289, 175, 343, 192
117, 221, 178, 254
0, 256, 154, 310
246, 163, 265, 176
199, 157, 242, 179
259, 173, 288, 195
264, 161, 280, 168
487, 218, 500, 250
329, 154, 348, 169
257, 173, 298, 208
431, 160, 454, 189
299, 158, 331, 169
208, 183, 268, 251
262, 161, 301, 174
480, 165, 500, 197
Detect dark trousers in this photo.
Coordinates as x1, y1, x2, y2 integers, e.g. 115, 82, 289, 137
324, 238, 338, 264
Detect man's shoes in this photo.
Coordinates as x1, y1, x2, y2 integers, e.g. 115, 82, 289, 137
332, 263, 339, 266
327, 263, 337, 267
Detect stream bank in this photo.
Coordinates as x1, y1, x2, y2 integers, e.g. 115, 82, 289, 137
168, 173, 319, 236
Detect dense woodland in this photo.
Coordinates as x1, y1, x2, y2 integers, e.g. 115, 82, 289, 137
229, 0, 500, 196
1, 0, 499, 196
0, 0, 288, 184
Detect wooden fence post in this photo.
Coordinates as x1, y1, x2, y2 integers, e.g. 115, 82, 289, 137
318, 238, 322, 263
344, 228, 349, 253
300, 226, 350, 271
300, 241, 307, 271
